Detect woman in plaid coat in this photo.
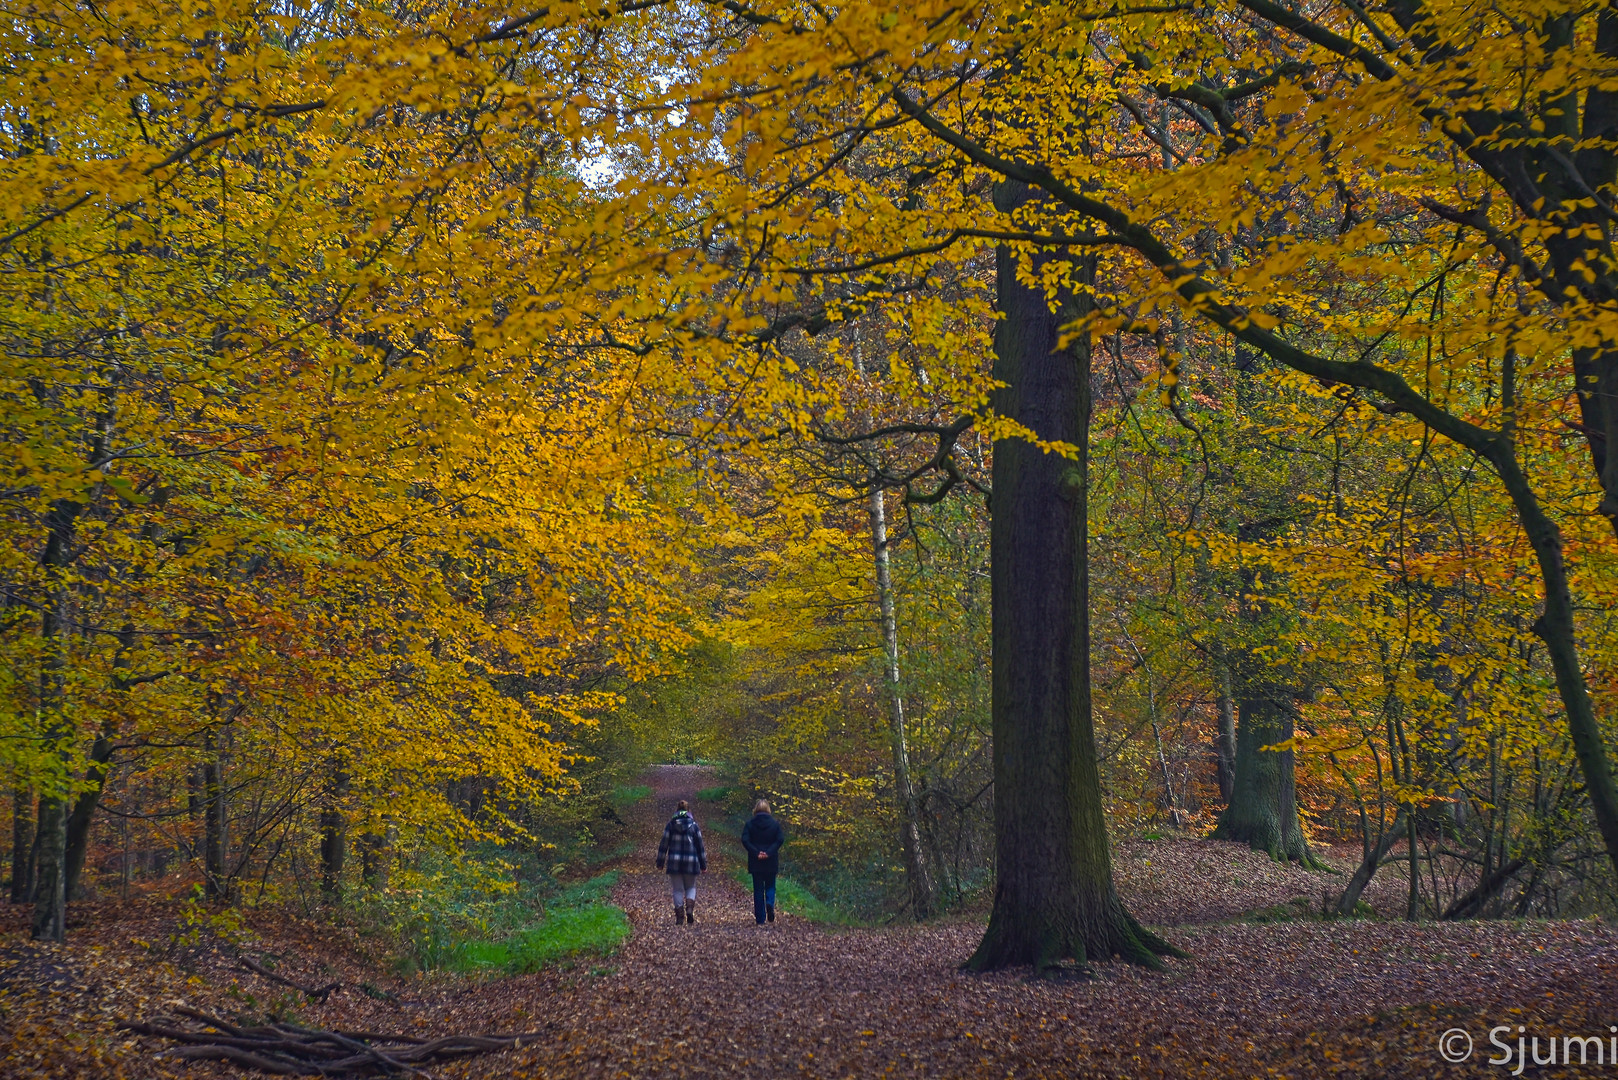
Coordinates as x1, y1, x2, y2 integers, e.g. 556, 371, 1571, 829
656, 800, 707, 924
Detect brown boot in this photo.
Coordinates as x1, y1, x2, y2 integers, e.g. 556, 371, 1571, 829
673, 905, 684, 924
685, 901, 696, 925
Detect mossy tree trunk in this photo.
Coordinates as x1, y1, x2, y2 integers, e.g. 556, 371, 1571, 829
966, 185, 1179, 972
1211, 694, 1320, 866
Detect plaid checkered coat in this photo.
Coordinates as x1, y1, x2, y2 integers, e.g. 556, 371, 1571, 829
656, 810, 707, 874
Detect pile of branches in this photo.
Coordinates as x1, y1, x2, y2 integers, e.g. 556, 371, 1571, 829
120, 1006, 547, 1076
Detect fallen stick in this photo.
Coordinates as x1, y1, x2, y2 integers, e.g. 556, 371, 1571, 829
162, 1044, 310, 1075
120, 1021, 345, 1058
237, 954, 342, 1003
274, 1021, 425, 1077
171, 1004, 253, 1035
120, 1012, 549, 1077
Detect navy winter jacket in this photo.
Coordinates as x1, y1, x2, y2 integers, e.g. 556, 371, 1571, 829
740, 812, 784, 877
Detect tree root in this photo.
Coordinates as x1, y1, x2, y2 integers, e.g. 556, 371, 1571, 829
966, 902, 1187, 974
120, 1011, 549, 1076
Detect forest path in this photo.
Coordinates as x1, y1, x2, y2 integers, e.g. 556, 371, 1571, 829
611, 763, 768, 931
427, 769, 1618, 1079
10, 770, 1618, 1079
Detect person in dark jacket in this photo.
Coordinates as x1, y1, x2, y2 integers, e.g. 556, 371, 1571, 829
656, 800, 707, 924
740, 799, 784, 924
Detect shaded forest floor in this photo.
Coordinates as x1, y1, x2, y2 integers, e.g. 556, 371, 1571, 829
3, 765, 1615, 1078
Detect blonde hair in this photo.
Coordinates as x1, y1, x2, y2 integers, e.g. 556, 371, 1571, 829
753, 799, 771, 815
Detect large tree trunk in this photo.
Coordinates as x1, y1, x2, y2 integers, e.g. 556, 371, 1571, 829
1211, 694, 1319, 866
966, 193, 1178, 972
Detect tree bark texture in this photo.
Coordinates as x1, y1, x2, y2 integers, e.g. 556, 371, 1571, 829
1211, 695, 1318, 866
967, 190, 1177, 971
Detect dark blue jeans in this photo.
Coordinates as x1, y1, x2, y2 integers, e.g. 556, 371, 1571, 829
752, 873, 777, 923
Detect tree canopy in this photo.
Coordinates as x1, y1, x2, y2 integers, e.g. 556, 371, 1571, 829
3, 0, 1614, 985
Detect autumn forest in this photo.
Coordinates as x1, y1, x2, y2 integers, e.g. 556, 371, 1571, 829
3, 1, 1618, 1077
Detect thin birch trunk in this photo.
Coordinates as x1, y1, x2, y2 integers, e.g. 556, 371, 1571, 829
1215, 669, 1236, 803
854, 343, 935, 919
1116, 621, 1179, 826
868, 483, 935, 919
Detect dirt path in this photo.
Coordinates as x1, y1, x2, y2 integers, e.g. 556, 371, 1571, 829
6, 767, 1617, 1079
611, 764, 770, 930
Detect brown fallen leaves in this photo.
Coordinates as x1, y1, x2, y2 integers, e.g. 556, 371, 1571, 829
1, 765, 1613, 1080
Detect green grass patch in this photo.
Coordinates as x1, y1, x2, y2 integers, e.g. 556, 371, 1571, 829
696, 784, 737, 803
449, 903, 631, 974
585, 840, 636, 866
609, 783, 652, 807
367, 861, 632, 976
552, 869, 619, 907
1233, 895, 1318, 925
